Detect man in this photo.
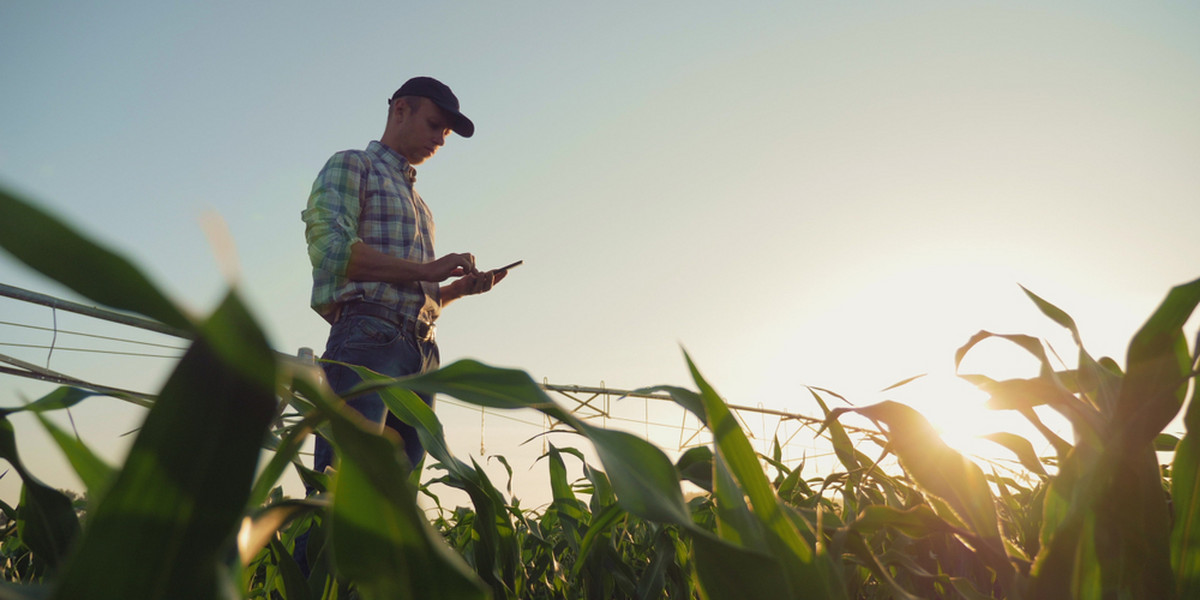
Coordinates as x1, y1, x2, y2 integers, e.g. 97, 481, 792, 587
302, 76, 505, 473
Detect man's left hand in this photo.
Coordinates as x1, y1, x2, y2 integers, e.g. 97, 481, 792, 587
459, 269, 507, 296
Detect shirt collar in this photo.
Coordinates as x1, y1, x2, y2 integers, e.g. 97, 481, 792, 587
368, 140, 417, 184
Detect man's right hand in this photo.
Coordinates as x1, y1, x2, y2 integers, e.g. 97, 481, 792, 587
346, 242, 479, 284
422, 252, 478, 282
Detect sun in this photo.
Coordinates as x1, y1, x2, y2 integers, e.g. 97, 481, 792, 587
881, 367, 1066, 479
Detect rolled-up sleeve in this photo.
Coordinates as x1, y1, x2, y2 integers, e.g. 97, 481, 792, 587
302, 152, 366, 277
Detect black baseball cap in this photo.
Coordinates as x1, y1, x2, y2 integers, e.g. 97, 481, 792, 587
389, 76, 475, 138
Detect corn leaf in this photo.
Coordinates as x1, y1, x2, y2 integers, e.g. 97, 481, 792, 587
1115, 277, 1200, 448
33, 411, 115, 497
247, 412, 319, 509
397, 358, 815, 600
355, 366, 518, 598
850, 504, 958, 539
1172, 323, 1200, 597
982, 432, 1048, 478
267, 537, 312, 600
576, 423, 693, 526
841, 531, 923, 600
688, 533, 793, 600
0, 387, 100, 419
710, 449, 766, 548
572, 503, 625, 578
401, 359, 570, 418
687, 353, 847, 600
326, 409, 487, 600
1020, 285, 1083, 345
829, 401, 1015, 589
0, 419, 80, 572
676, 446, 714, 493
1157, 433, 1182, 452
51, 293, 275, 599
583, 461, 616, 510
1175, 405, 1200, 595
546, 444, 585, 554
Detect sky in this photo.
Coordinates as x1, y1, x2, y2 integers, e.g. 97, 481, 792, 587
2, 1, 1199, 508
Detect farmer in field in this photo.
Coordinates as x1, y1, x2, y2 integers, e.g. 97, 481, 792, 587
302, 76, 506, 474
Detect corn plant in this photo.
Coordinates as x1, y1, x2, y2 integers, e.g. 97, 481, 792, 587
820, 280, 1200, 599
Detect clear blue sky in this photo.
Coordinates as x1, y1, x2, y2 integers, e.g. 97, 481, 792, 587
2, 1, 1198, 505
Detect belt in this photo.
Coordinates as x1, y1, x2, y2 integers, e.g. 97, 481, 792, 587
335, 301, 436, 343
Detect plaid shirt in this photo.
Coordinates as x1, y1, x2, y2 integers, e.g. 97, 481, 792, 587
302, 140, 441, 324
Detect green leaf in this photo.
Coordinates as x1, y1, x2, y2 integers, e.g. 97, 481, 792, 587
955, 330, 1049, 373
1172, 308, 1200, 597
829, 401, 1014, 588
1026, 279, 1200, 599
636, 526, 677, 600
1116, 277, 1200, 447
850, 504, 958, 539
390, 359, 698, 532
711, 449, 766, 548
400, 359, 569, 418
571, 503, 625, 578
401, 356, 812, 600
635, 385, 707, 423
1018, 286, 1125, 415
582, 461, 616, 510
248, 411, 321, 509
1020, 285, 1083, 345
0, 418, 80, 571
675, 446, 714, 492
576, 422, 693, 526
51, 293, 277, 600
841, 531, 923, 600
810, 388, 866, 516
686, 353, 846, 600
0, 387, 101, 419
268, 537, 313, 600
326, 409, 488, 600
355, 365, 519, 596
810, 388, 861, 473
1175, 416, 1200, 596
546, 444, 585, 555
962, 373, 1103, 443
982, 432, 1048, 477
689, 533, 794, 600
34, 411, 116, 496
1157, 433, 1181, 452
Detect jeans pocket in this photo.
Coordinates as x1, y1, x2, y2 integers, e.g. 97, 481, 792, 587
343, 315, 403, 350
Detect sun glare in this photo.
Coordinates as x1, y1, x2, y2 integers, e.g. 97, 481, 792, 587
891, 374, 1009, 452
884, 366, 1067, 482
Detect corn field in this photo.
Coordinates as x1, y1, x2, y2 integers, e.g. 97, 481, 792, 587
1, 185, 1199, 599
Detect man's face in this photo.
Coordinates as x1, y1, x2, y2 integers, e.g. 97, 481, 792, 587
394, 99, 453, 165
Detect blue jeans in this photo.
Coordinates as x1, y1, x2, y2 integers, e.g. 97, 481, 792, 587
296, 313, 438, 577
313, 313, 440, 474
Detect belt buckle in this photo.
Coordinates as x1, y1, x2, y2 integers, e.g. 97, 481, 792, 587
417, 320, 436, 342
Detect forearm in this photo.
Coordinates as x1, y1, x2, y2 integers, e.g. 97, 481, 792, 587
346, 242, 428, 283
439, 280, 468, 307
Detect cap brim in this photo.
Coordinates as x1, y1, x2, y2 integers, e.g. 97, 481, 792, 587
450, 113, 474, 138
428, 100, 474, 138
